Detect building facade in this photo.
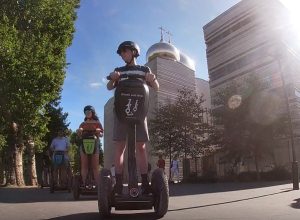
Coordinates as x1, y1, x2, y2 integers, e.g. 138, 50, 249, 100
203, 0, 300, 176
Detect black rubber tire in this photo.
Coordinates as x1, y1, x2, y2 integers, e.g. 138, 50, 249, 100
98, 169, 112, 217
151, 168, 169, 218
73, 175, 81, 200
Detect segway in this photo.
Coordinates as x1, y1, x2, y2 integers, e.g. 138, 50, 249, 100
98, 74, 169, 217
49, 151, 72, 193
73, 130, 100, 200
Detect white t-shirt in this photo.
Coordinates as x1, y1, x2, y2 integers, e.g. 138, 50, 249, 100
50, 137, 70, 152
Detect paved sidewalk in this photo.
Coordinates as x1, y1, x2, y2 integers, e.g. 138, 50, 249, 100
0, 181, 299, 219
166, 181, 300, 220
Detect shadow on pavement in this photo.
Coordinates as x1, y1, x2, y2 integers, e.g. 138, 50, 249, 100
169, 180, 290, 197
290, 198, 300, 209
45, 212, 159, 220
168, 189, 292, 212
0, 181, 291, 204
0, 187, 97, 203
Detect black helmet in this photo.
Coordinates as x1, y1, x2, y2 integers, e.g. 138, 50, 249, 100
117, 41, 140, 57
83, 105, 95, 113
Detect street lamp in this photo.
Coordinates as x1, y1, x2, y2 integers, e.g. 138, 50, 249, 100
272, 49, 299, 190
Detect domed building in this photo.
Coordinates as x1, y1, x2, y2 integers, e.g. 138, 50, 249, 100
145, 39, 196, 105
146, 41, 180, 62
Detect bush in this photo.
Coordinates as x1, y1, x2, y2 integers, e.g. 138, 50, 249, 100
261, 167, 291, 181
185, 170, 218, 183
237, 171, 258, 182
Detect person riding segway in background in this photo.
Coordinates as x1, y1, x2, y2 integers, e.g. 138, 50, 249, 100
107, 41, 159, 195
49, 129, 71, 192
77, 105, 103, 187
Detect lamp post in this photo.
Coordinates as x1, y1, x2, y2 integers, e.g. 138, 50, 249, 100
276, 56, 299, 190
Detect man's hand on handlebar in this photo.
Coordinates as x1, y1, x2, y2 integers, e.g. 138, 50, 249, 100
109, 71, 120, 81
96, 128, 103, 137
77, 128, 83, 137
145, 72, 159, 91
145, 72, 156, 83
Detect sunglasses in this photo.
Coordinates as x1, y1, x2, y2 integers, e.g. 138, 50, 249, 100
84, 110, 92, 115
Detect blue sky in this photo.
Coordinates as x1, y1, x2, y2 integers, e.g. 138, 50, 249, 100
62, 0, 295, 131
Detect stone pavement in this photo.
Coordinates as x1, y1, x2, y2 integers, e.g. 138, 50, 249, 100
0, 180, 299, 220
166, 180, 300, 220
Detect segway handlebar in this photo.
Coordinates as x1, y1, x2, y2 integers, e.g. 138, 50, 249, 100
106, 74, 146, 80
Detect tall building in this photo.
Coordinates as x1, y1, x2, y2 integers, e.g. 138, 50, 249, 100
103, 38, 211, 179
203, 0, 300, 173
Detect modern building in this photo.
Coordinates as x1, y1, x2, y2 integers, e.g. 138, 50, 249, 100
203, 0, 300, 176
103, 37, 211, 180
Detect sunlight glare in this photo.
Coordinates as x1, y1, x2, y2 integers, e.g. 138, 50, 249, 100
280, 0, 300, 46
228, 95, 242, 110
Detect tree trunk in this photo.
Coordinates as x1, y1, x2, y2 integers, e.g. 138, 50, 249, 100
195, 157, 198, 176
27, 140, 38, 186
6, 144, 17, 186
254, 150, 261, 181
169, 139, 172, 181
15, 143, 25, 186
0, 153, 6, 185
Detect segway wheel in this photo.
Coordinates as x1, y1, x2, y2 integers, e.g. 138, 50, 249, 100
98, 169, 112, 217
151, 168, 169, 217
73, 175, 80, 200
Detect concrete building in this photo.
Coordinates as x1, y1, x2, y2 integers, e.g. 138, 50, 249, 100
103, 38, 211, 180
203, 0, 300, 176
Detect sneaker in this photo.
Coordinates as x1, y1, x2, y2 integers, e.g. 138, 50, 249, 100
141, 184, 152, 195
114, 184, 123, 195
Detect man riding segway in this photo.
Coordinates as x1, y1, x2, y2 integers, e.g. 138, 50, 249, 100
98, 41, 168, 217
49, 129, 72, 193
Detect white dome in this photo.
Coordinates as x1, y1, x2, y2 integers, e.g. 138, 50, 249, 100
179, 52, 195, 71
146, 41, 180, 62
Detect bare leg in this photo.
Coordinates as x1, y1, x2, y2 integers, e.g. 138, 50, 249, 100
114, 141, 126, 174
136, 142, 148, 174
113, 141, 126, 194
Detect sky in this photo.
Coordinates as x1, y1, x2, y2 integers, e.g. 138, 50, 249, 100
61, 0, 297, 131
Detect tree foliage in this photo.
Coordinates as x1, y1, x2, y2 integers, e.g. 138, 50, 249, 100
43, 98, 70, 148
0, 0, 79, 185
149, 87, 211, 160
174, 88, 210, 158
149, 100, 179, 159
211, 76, 287, 177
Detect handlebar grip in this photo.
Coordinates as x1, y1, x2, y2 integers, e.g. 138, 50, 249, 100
107, 73, 145, 80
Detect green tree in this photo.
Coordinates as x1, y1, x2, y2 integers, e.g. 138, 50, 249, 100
211, 77, 287, 180
0, 134, 7, 185
174, 88, 210, 159
0, 0, 79, 186
149, 100, 179, 169
44, 99, 70, 147
149, 88, 211, 180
